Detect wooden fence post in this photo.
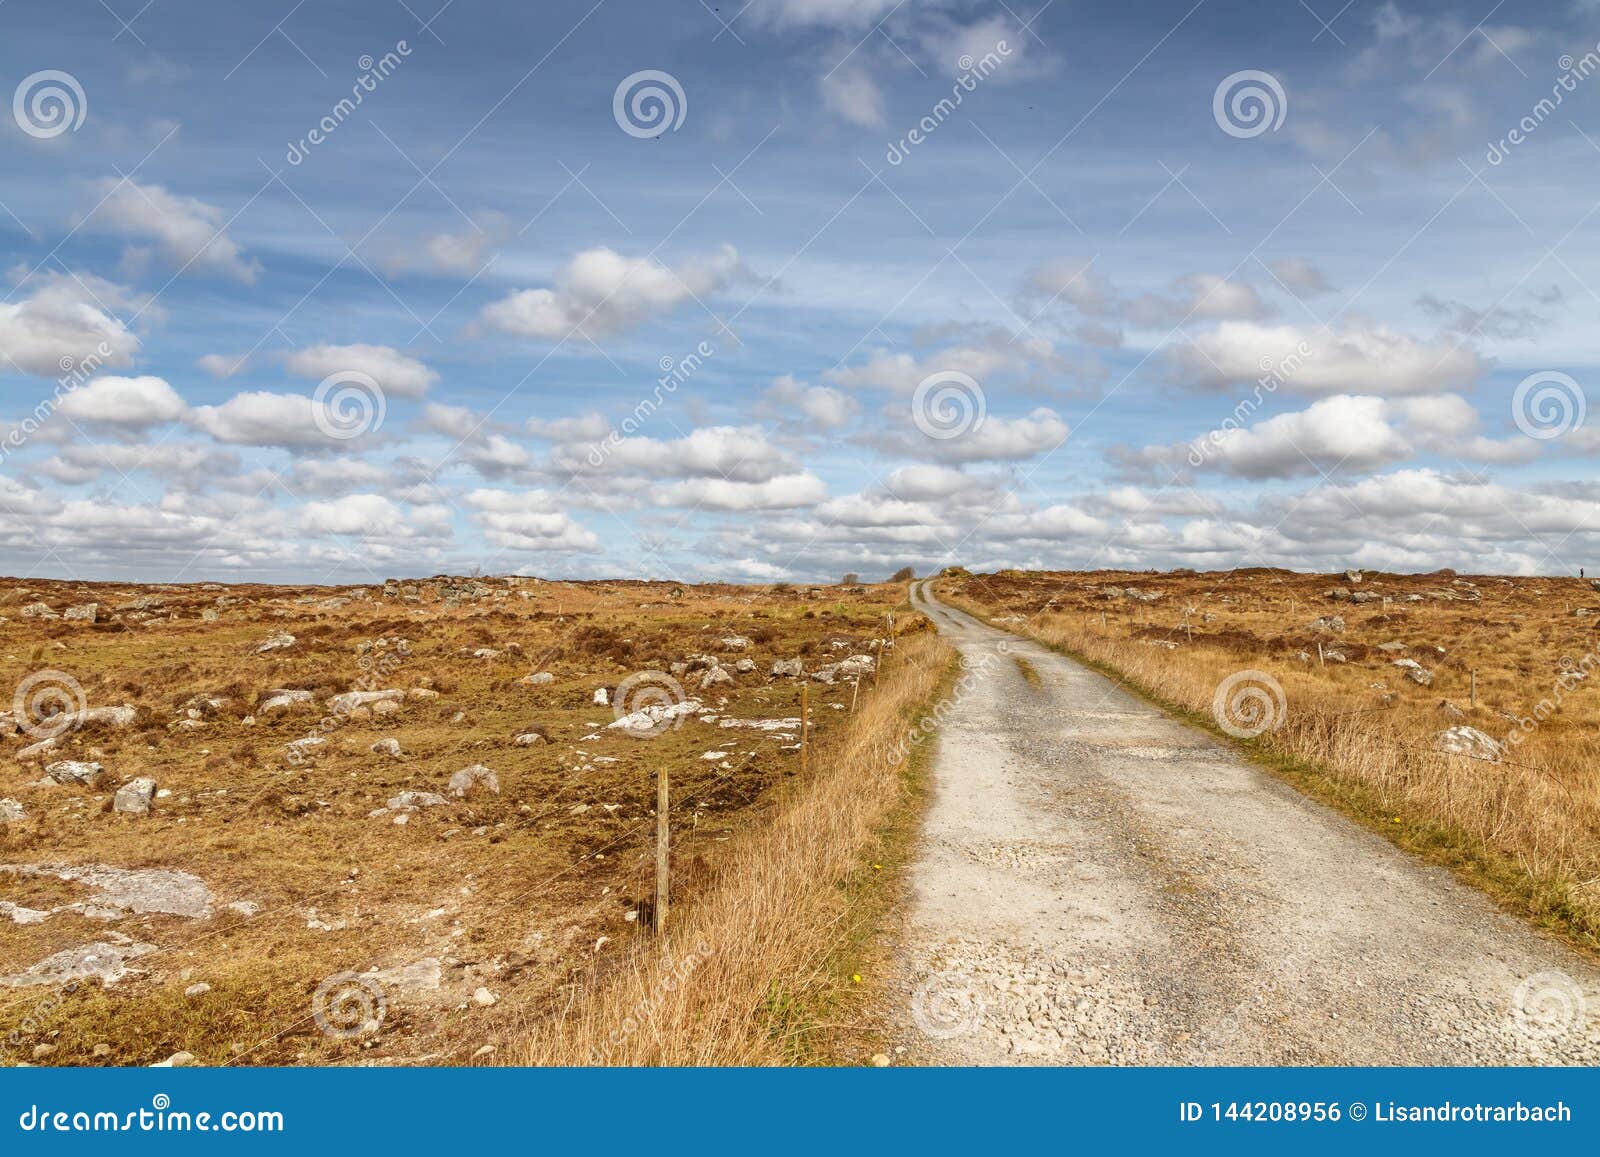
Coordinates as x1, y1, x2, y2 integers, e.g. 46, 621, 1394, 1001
800, 683, 809, 776
655, 766, 669, 935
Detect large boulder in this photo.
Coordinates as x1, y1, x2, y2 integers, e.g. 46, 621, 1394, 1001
62, 603, 98, 623
698, 666, 734, 690
1434, 726, 1503, 762
770, 658, 804, 678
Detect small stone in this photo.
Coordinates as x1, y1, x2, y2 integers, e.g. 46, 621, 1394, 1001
0, 798, 24, 823
472, 1044, 496, 1061
870, 1053, 890, 1067
185, 982, 211, 998
593, 687, 610, 706
92, 1043, 111, 1058
152, 1051, 196, 1068
521, 672, 554, 685
371, 738, 403, 758
472, 986, 499, 1007
32, 1044, 57, 1060
449, 765, 500, 799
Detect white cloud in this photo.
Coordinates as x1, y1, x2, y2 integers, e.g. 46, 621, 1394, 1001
873, 407, 1070, 463
1169, 321, 1485, 395
1184, 395, 1414, 479
284, 343, 439, 398
552, 425, 794, 484
480, 245, 745, 340
188, 391, 355, 449
57, 375, 187, 430
197, 352, 250, 379
819, 67, 886, 127
82, 178, 260, 283
657, 472, 827, 511
762, 374, 859, 429
465, 489, 600, 552
0, 275, 140, 376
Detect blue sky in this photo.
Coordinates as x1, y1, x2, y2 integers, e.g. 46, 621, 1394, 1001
1, 0, 1598, 584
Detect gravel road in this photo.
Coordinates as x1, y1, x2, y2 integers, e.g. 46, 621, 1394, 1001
891, 581, 1600, 1065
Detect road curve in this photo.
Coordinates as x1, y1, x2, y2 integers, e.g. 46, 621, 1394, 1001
890, 581, 1600, 1064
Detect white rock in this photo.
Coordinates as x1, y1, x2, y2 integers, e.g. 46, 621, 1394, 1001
770, 658, 804, 678
328, 689, 405, 713
521, 672, 554, 685
185, 982, 211, 998
1392, 658, 1433, 687
472, 986, 499, 1007
260, 689, 314, 712
113, 777, 157, 815
45, 760, 104, 787
256, 632, 296, 653
0, 798, 24, 822
1434, 726, 1504, 762
449, 765, 500, 798
608, 698, 703, 733
387, 790, 448, 811
370, 738, 403, 758
593, 687, 610, 706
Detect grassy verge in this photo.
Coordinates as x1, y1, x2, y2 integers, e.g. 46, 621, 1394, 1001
939, 583, 1600, 959
507, 629, 958, 1065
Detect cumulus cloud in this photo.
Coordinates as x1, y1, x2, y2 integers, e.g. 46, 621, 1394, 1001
761, 374, 859, 429
1168, 320, 1485, 395
656, 472, 827, 511
479, 245, 746, 340
81, 178, 260, 283
871, 407, 1071, 463
188, 391, 366, 449
0, 275, 141, 376
465, 488, 600, 552
284, 343, 439, 398
551, 426, 795, 484
57, 375, 187, 431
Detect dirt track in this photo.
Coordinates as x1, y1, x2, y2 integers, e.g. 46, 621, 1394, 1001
890, 581, 1600, 1064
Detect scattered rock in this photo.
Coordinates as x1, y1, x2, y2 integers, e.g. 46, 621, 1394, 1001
521, 672, 554, 685
870, 1053, 891, 1067
1309, 615, 1346, 633
1392, 658, 1433, 687
0, 799, 24, 823
812, 655, 875, 684
472, 1044, 496, 1061
593, 687, 610, 706
387, 791, 448, 811
770, 658, 804, 678
1323, 587, 1352, 602
256, 633, 296, 653
0, 940, 156, 988
608, 699, 702, 733
513, 731, 547, 746
31, 1044, 56, 1060
699, 666, 734, 690
113, 778, 157, 815
734, 658, 756, 673
328, 689, 405, 713
16, 736, 59, 761
260, 689, 314, 712
1434, 726, 1504, 762
185, 982, 212, 999
45, 760, 104, 787
1345, 569, 1363, 584
19, 602, 57, 620
1377, 641, 1407, 653
1438, 700, 1467, 720
63, 603, 98, 623
449, 764, 500, 799
719, 635, 751, 651
407, 688, 440, 700
1, 864, 213, 919
151, 1051, 196, 1068
472, 986, 499, 1007
371, 738, 403, 758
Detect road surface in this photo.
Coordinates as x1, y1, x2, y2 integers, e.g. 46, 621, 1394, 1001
890, 581, 1600, 1064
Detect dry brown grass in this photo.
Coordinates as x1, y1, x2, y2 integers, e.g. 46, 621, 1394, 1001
943, 568, 1600, 950
0, 575, 943, 1065
507, 632, 952, 1066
